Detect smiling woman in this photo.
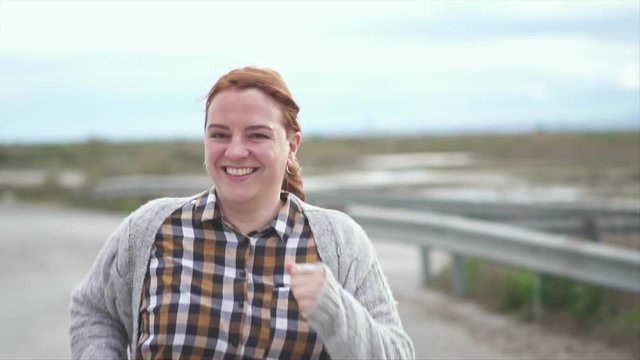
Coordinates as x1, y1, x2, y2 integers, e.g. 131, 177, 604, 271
204, 87, 301, 234
203, 68, 305, 237
69, 66, 415, 359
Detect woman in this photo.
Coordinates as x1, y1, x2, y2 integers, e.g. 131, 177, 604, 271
69, 67, 414, 359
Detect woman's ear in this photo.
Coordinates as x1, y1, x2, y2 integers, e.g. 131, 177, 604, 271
288, 131, 302, 157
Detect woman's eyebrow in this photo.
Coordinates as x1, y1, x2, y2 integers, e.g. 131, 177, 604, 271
246, 125, 274, 132
206, 124, 228, 130
206, 124, 274, 132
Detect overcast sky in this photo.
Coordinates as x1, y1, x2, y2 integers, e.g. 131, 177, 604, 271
1, 0, 639, 143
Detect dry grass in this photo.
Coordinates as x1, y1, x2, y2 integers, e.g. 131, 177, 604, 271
2, 130, 638, 171
1, 130, 638, 198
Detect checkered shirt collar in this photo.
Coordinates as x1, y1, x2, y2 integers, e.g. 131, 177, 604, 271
199, 187, 300, 243
200, 187, 222, 222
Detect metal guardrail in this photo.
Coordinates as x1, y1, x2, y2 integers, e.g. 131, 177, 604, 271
345, 204, 640, 295
91, 177, 640, 235
91, 175, 212, 199
308, 191, 640, 236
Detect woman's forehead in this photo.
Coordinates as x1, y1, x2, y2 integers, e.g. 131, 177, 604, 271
210, 88, 275, 109
209, 89, 280, 116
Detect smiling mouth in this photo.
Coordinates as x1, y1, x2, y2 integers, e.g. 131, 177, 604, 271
223, 167, 258, 176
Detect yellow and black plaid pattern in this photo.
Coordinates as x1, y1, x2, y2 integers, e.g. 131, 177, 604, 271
136, 189, 329, 359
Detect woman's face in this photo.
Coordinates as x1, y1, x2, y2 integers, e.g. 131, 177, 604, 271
204, 88, 300, 208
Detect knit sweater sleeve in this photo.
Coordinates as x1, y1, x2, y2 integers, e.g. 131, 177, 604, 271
68, 216, 132, 359
304, 211, 415, 359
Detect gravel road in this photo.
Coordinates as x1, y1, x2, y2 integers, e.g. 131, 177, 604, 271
0, 202, 635, 359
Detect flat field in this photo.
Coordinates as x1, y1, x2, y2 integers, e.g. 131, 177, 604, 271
2, 131, 638, 176
2, 132, 638, 203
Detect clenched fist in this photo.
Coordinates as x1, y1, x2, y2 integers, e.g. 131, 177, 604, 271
285, 262, 325, 317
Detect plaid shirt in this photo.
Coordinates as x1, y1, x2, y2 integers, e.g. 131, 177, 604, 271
136, 189, 330, 359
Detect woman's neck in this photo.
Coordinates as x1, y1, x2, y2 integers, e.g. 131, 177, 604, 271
218, 193, 283, 236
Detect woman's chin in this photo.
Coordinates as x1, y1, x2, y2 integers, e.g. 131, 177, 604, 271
217, 186, 257, 204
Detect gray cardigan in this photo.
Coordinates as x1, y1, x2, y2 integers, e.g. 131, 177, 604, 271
69, 195, 415, 359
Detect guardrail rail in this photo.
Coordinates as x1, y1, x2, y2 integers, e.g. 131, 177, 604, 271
345, 204, 640, 303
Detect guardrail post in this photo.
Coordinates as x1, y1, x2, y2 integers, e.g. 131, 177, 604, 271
582, 216, 600, 241
421, 246, 431, 286
453, 254, 468, 298
532, 272, 542, 320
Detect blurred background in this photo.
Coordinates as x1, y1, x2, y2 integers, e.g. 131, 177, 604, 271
1, 1, 639, 359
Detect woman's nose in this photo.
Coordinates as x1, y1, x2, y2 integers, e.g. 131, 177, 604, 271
225, 137, 249, 158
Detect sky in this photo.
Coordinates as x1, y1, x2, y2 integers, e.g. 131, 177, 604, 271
1, 0, 639, 143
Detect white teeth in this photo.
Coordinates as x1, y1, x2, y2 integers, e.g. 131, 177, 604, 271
225, 167, 255, 176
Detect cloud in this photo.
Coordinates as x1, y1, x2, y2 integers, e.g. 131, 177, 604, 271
1, 1, 638, 142
618, 62, 640, 90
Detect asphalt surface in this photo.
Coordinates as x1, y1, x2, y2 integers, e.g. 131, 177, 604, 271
0, 201, 634, 359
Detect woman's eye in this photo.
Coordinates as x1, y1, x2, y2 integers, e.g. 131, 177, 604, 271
210, 132, 229, 139
249, 133, 269, 139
